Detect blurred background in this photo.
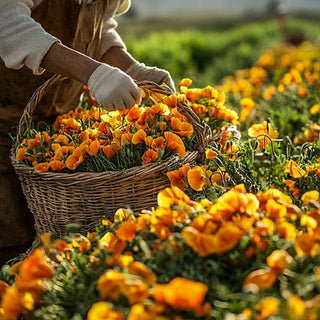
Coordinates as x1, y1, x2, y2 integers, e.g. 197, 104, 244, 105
117, 0, 320, 87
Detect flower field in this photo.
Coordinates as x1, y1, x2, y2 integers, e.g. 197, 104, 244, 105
1, 25, 320, 320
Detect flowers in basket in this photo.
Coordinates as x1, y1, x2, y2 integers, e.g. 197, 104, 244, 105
14, 79, 239, 173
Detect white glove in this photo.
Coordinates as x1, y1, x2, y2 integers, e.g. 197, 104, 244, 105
87, 63, 141, 110
126, 62, 175, 92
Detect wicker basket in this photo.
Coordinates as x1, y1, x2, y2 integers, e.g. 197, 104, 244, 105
10, 74, 209, 237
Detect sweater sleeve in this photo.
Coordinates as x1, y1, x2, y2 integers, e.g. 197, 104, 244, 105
97, 0, 131, 58
0, 0, 61, 75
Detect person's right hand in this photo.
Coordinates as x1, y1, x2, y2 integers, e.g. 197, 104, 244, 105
87, 63, 141, 110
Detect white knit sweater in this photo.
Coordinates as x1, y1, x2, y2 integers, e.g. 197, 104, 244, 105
0, 0, 130, 75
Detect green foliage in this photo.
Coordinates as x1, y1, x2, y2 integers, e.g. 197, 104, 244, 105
120, 18, 320, 87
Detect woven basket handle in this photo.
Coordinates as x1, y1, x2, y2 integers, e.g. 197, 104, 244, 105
137, 80, 208, 158
16, 73, 67, 147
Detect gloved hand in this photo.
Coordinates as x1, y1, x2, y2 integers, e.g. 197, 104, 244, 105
87, 63, 141, 110
126, 62, 175, 92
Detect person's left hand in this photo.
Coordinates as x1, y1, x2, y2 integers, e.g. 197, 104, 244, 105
126, 61, 175, 92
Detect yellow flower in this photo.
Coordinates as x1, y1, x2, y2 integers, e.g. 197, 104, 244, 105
248, 121, 279, 149
285, 160, 306, 178
285, 295, 305, 319
301, 190, 319, 205
255, 297, 280, 320
114, 208, 136, 222
310, 102, 320, 115
96, 270, 125, 301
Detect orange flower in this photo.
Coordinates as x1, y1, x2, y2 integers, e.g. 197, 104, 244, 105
265, 199, 287, 221
54, 134, 69, 145
164, 131, 187, 157
1, 286, 33, 319
285, 295, 306, 319
72, 235, 91, 253
243, 269, 277, 291
132, 129, 147, 145
16, 147, 32, 161
128, 303, 161, 320
65, 147, 84, 170
215, 222, 245, 255
153, 277, 208, 310
144, 136, 165, 149
99, 232, 127, 256
248, 121, 279, 148
166, 162, 191, 190
150, 103, 170, 116
179, 78, 193, 87
18, 248, 53, 282
126, 106, 144, 123
239, 97, 256, 121
49, 160, 65, 171
170, 117, 193, 138
266, 250, 293, 273
123, 278, 149, 305
128, 261, 157, 286
255, 297, 280, 320
87, 302, 124, 320
85, 140, 100, 156
34, 162, 49, 173
205, 148, 218, 160
301, 190, 319, 205
141, 149, 158, 164
96, 270, 125, 301
157, 186, 195, 211
116, 221, 137, 241
101, 143, 121, 159
187, 166, 206, 191
285, 160, 306, 178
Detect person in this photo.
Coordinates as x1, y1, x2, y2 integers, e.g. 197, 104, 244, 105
0, 0, 175, 265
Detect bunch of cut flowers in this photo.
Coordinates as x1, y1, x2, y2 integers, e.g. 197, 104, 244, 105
14, 79, 238, 173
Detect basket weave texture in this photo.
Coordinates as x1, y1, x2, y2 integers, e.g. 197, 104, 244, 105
10, 75, 208, 237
